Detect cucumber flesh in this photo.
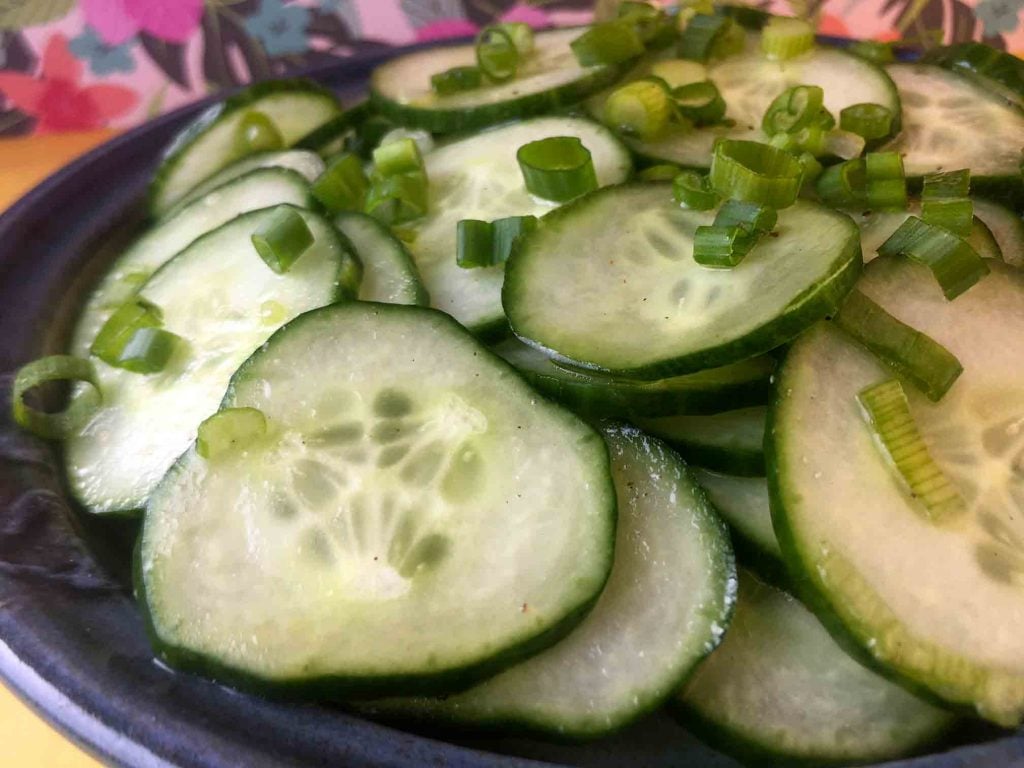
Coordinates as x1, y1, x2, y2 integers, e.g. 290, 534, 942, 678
677, 572, 955, 765
370, 28, 625, 133
150, 80, 341, 215
972, 198, 1024, 268
71, 168, 315, 358
594, 38, 900, 169
635, 406, 767, 476
161, 150, 324, 219
493, 337, 774, 418
66, 207, 358, 515
139, 302, 616, 696
333, 211, 429, 306
855, 203, 1001, 263
504, 184, 861, 379
409, 117, 631, 335
770, 256, 1024, 725
358, 424, 736, 738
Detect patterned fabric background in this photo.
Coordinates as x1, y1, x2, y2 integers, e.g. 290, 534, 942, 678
0, 0, 1021, 137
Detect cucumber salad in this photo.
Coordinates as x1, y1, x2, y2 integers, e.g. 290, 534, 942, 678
10, 3, 1024, 765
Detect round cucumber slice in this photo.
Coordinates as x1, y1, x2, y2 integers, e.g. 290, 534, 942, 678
855, 203, 1002, 263
677, 572, 956, 766
333, 211, 429, 306
591, 38, 900, 169
493, 337, 773, 418
882, 64, 1024, 208
357, 423, 735, 738
636, 406, 767, 476
409, 116, 631, 336
973, 198, 1024, 268
922, 43, 1024, 111
150, 79, 342, 216
70, 168, 316, 359
504, 183, 861, 379
370, 28, 627, 133
66, 206, 359, 516
770, 256, 1024, 725
139, 302, 616, 697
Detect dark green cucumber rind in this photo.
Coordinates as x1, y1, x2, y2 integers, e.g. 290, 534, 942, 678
504, 185, 863, 380
294, 100, 372, 156
921, 43, 1024, 110
764, 322, 986, 718
724, 525, 792, 592
369, 63, 630, 134
149, 79, 341, 215
715, 3, 772, 29
333, 211, 429, 306
973, 197, 1024, 266
138, 302, 617, 699
648, 435, 764, 477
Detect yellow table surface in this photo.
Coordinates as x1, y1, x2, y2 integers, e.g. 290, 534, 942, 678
1, 129, 115, 768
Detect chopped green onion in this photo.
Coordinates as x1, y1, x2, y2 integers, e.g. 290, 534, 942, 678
922, 169, 971, 198
815, 108, 837, 131
516, 136, 598, 202
761, 16, 815, 61
649, 59, 707, 88
761, 85, 824, 136
11, 355, 102, 440
833, 289, 963, 401
848, 40, 895, 64
672, 170, 719, 210
823, 129, 866, 160
857, 379, 965, 521
497, 22, 534, 54
603, 80, 672, 140
372, 137, 423, 178
693, 224, 757, 268
877, 216, 989, 300
311, 152, 369, 213
365, 172, 429, 225
678, 15, 743, 62
197, 407, 268, 460
797, 151, 823, 184
922, 170, 973, 237
816, 157, 867, 208
90, 298, 163, 366
839, 103, 894, 141
493, 216, 538, 264
617, 1, 673, 46
865, 151, 907, 210
768, 125, 825, 156
251, 207, 315, 274
709, 139, 804, 209
476, 25, 519, 82
234, 110, 284, 154
715, 199, 777, 233
639, 163, 683, 181
456, 219, 495, 269
114, 327, 180, 374
431, 65, 483, 95
672, 80, 726, 124
571, 20, 645, 66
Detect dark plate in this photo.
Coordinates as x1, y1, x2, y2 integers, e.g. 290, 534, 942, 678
0, 46, 1021, 768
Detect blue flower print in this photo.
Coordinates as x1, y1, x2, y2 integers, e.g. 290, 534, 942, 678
976, 0, 1024, 36
244, 0, 311, 57
68, 26, 136, 76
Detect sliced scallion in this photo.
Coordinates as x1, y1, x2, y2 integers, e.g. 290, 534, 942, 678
311, 152, 369, 213
761, 85, 824, 136
492, 215, 538, 264
715, 199, 777, 233
815, 157, 867, 208
603, 80, 672, 140
90, 298, 163, 366
857, 379, 965, 521
678, 15, 743, 62
639, 163, 683, 181
692, 224, 756, 268
672, 80, 726, 124
570, 19, 645, 66
365, 172, 429, 225
516, 136, 598, 202
431, 65, 483, 96
761, 16, 815, 61
372, 137, 423, 178
672, 170, 719, 210
115, 327, 180, 374
877, 216, 989, 300
833, 289, 963, 401
839, 103, 894, 141
197, 407, 268, 460
251, 206, 315, 274
476, 25, 519, 83
618, 1, 673, 46
649, 59, 707, 88
709, 139, 804, 208
234, 110, 284, 154
865, 151, 907, 210
11, 355, 102, 440
497, 22, 534, 55
456, 215, 538, 269
823, 129, 866, 160
922, 169, 973, 237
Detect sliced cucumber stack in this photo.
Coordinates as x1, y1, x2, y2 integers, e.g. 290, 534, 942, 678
66, 207, 360, 515
677, 572, 956, 765
409, 117, 631, 336
590, 36, 899, 169
493, 338, 773, 418
371, 28, 627, 133
504, 183, 861, 378
139, 302, 616, 697
636, 407, 766, 476
770, 256, 1024, 725
359, 424, 735, 738
333, 212, 429, 306
972, 198, 1024, 267
71, 168, 316, 358
855, 203, 1002, 263
150, 80, 342, 216
883, 64, 1024, 208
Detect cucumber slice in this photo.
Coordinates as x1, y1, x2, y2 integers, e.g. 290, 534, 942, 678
855, 203, 1002, 263
693, 470, 783, 581
493, 337, 774, 418
333, 211, 429, 306
66, 206, 359, 515
150, 80, 342, 216
973, 198, 1024, 268
370, 28, 627, 133
504, 183, 861, 379
161, 150, 325, 219
770, 256, 1024, 725
139, 302, 616, 697
922, 43, 1024, 111
882, 64, 1024, 208
294, 100, 372, 157
591, 38, 900, 169
409, 117, 631, 336
676, 572, 955, 766
358, 424, 736, 738
70, 168, 315, 359
635, 406, 766, 476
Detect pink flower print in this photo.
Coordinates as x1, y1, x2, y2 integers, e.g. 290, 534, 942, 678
415, 19, 480, 42
500, 4, 553, 29
82, 0, 204, 46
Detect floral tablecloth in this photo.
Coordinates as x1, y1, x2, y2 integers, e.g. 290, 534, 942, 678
0, 0, 1021, 138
